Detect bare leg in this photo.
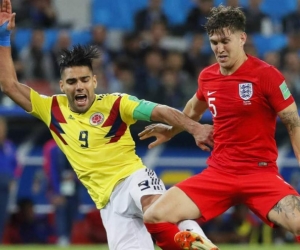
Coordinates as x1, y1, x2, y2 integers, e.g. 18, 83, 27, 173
144, 187, 201, 224
268, 195, 300, 235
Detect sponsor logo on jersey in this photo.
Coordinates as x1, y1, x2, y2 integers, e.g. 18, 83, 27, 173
239, 83, 253, 100
207, 91, 216, 96
279, 81, 291, 100
90, 112, 104, 126
258, 162, 268, 166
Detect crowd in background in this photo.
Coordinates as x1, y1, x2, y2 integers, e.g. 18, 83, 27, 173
3, 0, 300, 109
1, 0, 300, 246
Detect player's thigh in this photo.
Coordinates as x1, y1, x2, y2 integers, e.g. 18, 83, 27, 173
100, 207, 155, 250
243, 172, 299, 228
268, 194, 300, 233
145, 168, 237, 223
144, 186, 201, 223
129, 168, 166, 213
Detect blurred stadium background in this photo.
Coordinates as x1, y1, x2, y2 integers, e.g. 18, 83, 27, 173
0, 0, 300, 248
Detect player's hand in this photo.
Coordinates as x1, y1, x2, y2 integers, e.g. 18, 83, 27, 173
138, 123, 172, 149
0, 0, 15, 31
192, 124, 214, 152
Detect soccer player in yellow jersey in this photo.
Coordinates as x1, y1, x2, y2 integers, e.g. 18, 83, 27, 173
0, 1, 214, 249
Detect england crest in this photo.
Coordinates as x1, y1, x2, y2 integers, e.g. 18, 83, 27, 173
239, 83, 253, 100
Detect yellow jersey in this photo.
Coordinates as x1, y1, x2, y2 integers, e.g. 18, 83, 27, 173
29, 89, 157, 209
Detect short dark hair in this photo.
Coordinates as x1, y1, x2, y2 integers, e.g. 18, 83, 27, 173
57, 45, 100, 75
204, 5, 246, 36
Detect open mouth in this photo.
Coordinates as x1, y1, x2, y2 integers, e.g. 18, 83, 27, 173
218, 55, 228, 63
75, 94, 87, 106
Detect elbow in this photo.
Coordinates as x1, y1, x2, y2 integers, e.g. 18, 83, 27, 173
151, 105, 169, 123
0, 81, 18, 95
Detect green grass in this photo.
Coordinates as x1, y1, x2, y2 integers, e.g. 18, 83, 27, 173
0, 244, 299, 250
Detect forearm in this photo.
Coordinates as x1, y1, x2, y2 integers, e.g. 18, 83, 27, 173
152, 104, 202, 137
279, 104, 300, 164
168, 97, 204, 136
0, 47, 18, 91
290, 127, 300, 164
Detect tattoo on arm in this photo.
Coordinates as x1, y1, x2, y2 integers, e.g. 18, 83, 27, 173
280, 111, 300, 135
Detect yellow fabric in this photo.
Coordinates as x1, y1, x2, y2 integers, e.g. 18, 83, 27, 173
29, 90, 146, 209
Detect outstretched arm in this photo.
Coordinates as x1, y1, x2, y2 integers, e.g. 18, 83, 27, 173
278, 102, 300, 166
140, 95, 213, 150
0, 0, 32, 112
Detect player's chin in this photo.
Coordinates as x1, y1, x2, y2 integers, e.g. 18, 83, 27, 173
73, 104, 89, 113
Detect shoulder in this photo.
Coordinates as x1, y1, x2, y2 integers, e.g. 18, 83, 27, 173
247, 55, 274, 71
96, 93, 128, 101
52, 94, 68, 104
199, 63, 219, 79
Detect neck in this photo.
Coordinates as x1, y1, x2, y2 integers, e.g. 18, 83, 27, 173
220, 53, 248, 75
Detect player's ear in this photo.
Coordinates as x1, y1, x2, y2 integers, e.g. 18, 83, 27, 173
93, 75, 97, 89
240, 32, 247, 47
59, 80, 65, 93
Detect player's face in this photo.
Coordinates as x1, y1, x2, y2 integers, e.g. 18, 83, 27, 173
209, 28, 247, 75
60, 66, 98, 113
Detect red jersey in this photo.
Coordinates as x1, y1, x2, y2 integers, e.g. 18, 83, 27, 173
196, 55, 294, 173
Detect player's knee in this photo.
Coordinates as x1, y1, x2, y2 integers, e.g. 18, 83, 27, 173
294, 223, 300, 236
143, 205, 163, 223
289, 218, 300, 235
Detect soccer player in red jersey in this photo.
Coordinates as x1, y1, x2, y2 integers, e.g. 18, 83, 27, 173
139, 5, 300, 250
0, 1, 215, 249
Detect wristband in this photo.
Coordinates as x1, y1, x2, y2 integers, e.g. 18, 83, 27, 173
0, 22, 11, 47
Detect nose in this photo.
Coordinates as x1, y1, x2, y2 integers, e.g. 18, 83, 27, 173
76, 81, 84, 90
216, 43, 224, 53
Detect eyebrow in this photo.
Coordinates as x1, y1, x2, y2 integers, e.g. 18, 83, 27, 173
66, 75, 90, 82
210, 37, 230, 43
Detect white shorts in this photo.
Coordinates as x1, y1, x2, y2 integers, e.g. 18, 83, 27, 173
100, 168, 166, 250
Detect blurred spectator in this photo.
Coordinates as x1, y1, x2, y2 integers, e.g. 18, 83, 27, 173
89, 26, 114, 94
0, 118, 18, 243
244, 35, 258, 57
83, 210, 107, 243
10, 31, 24, 82
263, 51, 281, 69
278, 32, 300, 68
71, 209, 107, 244
49, 30, 71, 84
135, 49, 164, 101
281, 51, 300, 106
243, 0, 271, 34
90, 25, 112, 70
43, 140, 81, 247
156, 69, 186, 107
183, 33, 210, 78
134, 0, 168, 34
19, 28, 54, 82
117, 32, 143, 71
15, 0, 57, 28
282, 0, 300, 34
165, 50, 195, 101
108, 56, 137, 95
226, 0, 239, 7
92, 57, 110, 94
3, 198, 55, 244
184, 0, 214, 34
140, 20, 169, 58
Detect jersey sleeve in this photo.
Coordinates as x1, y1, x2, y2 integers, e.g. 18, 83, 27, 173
27, 89, 53, 125
196, 72, 205, 101
260, 66, 294, 112
120, 94, 158, 124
